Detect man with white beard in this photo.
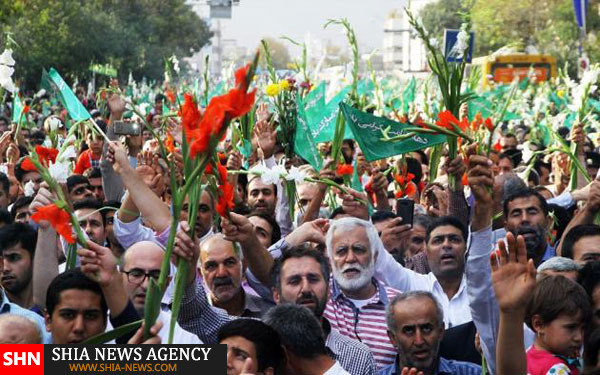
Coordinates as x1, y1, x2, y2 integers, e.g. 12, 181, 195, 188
323, 218, 401, 369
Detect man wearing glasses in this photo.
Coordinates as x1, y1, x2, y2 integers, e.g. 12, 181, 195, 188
118, 241, 202, 344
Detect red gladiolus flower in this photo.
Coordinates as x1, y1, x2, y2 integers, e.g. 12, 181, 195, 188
484, 118, 494, 132
235, 64, 250, 90
436, 110, 468, 132
165, 134, 175, 153
216, 183, 235, 217
206, 163, 228, 183
23, 105, 30, 114
226, 88, 256, 119
395, 173, 415, 185
180, 94, 202, 142
31, 204, 75, 244
336, 164, 354, 176
493, 140, 502, 152
461, 173, 469, 186
166, 90, 176, 104
21, 158, 37, 171
396, 183, 416, 198
35, 145, 59, 165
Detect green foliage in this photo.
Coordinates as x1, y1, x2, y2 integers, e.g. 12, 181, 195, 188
0, 0, 212, 88
420, 0, 600, 73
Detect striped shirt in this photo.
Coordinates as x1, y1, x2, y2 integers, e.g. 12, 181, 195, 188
324, 278, 400, 369
378, 357, 482, 375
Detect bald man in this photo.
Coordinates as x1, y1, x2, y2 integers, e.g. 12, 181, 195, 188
0, 314, 42, 343
118, 241, 202, 344
199, 234, 273, 317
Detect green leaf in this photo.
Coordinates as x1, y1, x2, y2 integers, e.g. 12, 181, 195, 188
83, 319, 142, 344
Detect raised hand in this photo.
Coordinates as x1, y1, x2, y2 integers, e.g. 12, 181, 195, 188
339, 188, 369, 221
172, 221, 200, 286
445, 155, 466, 192
254, 115, 277, 159
491, 233, 537, 314
401, 367, 424, 375
77, 241, 120, 288
106, 141, 130, 174
128, 321, 163, 345
107, 92, 126, 119
136, 151, 165, 196
285, 218, 330, 246
30, 183, 57, 229
222, 212, 261, 246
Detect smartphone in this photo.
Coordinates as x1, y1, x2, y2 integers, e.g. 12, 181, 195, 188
113, 121, 141, 136
396, 198, 414, 226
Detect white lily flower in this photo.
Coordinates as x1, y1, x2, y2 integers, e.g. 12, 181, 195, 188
24, 181, 35, 197
0, 49, 15, 66
48, 161, 70, 184
249, 163, 268, 177
0, 165, 8, 176
171, 55, 180, 74
42, 138, 53, 148
0, 64, 16, 93
452, 28, 469, 59
260, 164, 287, 185
285, 166, 308, 183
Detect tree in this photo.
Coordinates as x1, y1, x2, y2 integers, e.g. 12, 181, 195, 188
420, 0, 466, 44
0, 0, 212, 88
258, 37, 291, 70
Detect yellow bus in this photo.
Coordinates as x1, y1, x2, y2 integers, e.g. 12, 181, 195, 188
472, 54, 557, 88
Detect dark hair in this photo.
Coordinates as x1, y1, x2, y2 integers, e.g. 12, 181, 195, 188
577, 261, 600, 300
271, 245, 331, 290
14, 159, 38, 183
371, 210, 397, 225
10, 196, 33, 219
525, 275, 592, 332
218, 319, 284, 372
584, 328, 600, 369
73, 198, 106, 225
103, 199, 121, 210
84, 167, 102, 179
246, 211, 281, 246
0, 208, 13, 226
30, 130, 46, 146
561, 225, 600, 260
155, 93, 166, 103
503, 188, 548, 219
67, 175, 90, 193
45, 269, 108, 319
425, 216, 468, 243
0, 172, 9, 195
329, 206, 346, 219
263, 304, 328, 359
0, 222, 37, 255
247, 175, 278, 197
406, 157, 423, 186
498, 153, 515, 168
534, 160, 551, 176
504, 148, 523, 167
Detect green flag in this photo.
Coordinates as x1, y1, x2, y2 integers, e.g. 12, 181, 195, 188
307, 86, 353, 143
295, 97, 323, 171
340, 103, 446, 162
11, 94, 24, 124
304, 81, 326, 114
402, 77, 416, 113
41, 68, 91, 121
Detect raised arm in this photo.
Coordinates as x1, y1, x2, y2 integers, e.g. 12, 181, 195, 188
491, 233, 536, 375
106, 141, 171, 233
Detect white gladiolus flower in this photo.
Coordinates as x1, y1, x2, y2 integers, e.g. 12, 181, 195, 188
59, 145, 77, 161
42, 138, 52, 148
170, 55, 180, 74
285, 166, 308, 183
48, 161, 70, 184
0, 165, 7, 176
453, 29, 469, 59
24, 181, 35, 197
261, 164, 287, 185
0, 49, 15, 66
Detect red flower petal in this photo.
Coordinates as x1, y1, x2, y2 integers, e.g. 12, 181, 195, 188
21, 158, 37, 172
31, 204, 75, 244
235, 64, 250, 89
336, 164, 354, 176
216, 183, 235, 217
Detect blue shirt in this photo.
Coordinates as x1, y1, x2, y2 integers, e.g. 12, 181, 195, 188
378, 357, 482, 375
0, 289, 50, 343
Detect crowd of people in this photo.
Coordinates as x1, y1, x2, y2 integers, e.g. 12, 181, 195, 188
0, 70, 600, 375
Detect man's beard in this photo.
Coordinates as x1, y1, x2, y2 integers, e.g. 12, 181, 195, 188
511, 224, 547, 259
333, 260, 375, 293
280, 291, 328, 318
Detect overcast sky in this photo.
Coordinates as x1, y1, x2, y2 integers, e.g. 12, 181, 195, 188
198, 0, 408, 54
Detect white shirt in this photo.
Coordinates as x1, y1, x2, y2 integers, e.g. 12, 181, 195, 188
324, 361, 352, 375
374, 240, 472, 328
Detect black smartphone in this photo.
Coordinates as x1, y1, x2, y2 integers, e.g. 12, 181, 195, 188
396, 198, 414, 226
113, 120, 141, 136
